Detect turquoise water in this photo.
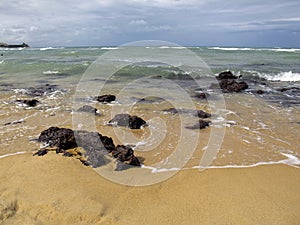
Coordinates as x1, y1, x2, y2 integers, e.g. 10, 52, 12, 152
0, 46, 299, 106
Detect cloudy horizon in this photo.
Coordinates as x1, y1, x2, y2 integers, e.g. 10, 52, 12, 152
1, 0, 300, 47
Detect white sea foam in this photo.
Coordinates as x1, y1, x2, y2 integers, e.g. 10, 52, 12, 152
141, 153, 300, 173
43, 70, 60, 75
209, 47, 253, 51
264, 71, 300, 82
158, 46, 185, 49
265, 48, 300, 53
0, 151, 26, 159
39, 47, 64, 51
101, 47, 119, 50
209, 47, 300, 53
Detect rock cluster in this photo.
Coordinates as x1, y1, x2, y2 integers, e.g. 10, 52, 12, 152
35, 126, 140, 169
214, 71, 248, 93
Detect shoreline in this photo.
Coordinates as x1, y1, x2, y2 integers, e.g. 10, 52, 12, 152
1, 151, 299, 170
0, 152, 299, 225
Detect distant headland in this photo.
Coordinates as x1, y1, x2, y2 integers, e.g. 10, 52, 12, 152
0, 42, 29, 48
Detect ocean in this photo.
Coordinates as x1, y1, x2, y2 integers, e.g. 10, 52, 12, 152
0, 45, 299, 175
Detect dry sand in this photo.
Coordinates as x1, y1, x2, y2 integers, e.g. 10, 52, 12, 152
0, 152, 299, 225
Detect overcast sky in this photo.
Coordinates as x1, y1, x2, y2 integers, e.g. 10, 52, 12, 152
1, 0, 300, 47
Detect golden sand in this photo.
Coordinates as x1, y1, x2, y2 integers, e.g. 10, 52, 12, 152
0, 152, 299, 225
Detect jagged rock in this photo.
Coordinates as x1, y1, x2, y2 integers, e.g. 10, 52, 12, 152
218, 79, 248, 93
36, 127, 141, 168
212, 71, 248, 93
216, 71, 238, 80
16, 99, 39, 107
186, 119, 211, 129
77, 105, 99, 114
109, 114, 146, 129
96, 94, 116, 103
38, 127, 77, 153
112, 145, 141, 170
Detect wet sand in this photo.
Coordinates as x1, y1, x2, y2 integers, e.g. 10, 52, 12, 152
0, 152, 299, 225
1, 86, 300, 224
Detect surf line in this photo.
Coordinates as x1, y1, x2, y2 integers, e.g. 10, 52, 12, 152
0, 151, 26, 159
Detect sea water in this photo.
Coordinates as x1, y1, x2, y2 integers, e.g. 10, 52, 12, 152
0, 46, 299, 169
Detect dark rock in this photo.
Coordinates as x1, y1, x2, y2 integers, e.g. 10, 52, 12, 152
256, 90, 264, 94
77, 105, 99, 114
136, 96, 164, 104
218, 79, 248, 92
194, 92, 209, 99
24, 84, 61, 96
16, 99, 39, 107
38, 127, 77, 152
112, 145, 141, 169
74, 130, 115, 153
186, 119, 211, 129
163, 108, 178, 114
109, 114, 146, 129
163, 108, 211, 118
197, 110, 211, 119
96, 94, 116, 103
216, 71, 238, 80
33, 149, 48, 156
37, 126, 141, 168
278, 87, 300, 92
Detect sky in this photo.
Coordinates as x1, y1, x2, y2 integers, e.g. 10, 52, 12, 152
1, 0, 300, 47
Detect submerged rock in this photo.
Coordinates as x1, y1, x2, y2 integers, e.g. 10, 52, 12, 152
77, 105, 99, 115
36, 126, 140, 169
194, 92, 209, 99
13, 84, 66, 97
96, 94, 116, 103
186, 119, 211, 130
163, 108, 211, 118
16, 99, 39, 107
256, 90, 265, 94
109, 114, 146, 129
278, 87, 300, 92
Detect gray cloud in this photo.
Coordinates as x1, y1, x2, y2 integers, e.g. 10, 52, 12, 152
0, 0, 299, 47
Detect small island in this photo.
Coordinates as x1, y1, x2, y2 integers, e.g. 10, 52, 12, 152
0, 42, 29, 48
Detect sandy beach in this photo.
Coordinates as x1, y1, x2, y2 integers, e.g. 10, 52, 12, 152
0, 152, 299, 225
